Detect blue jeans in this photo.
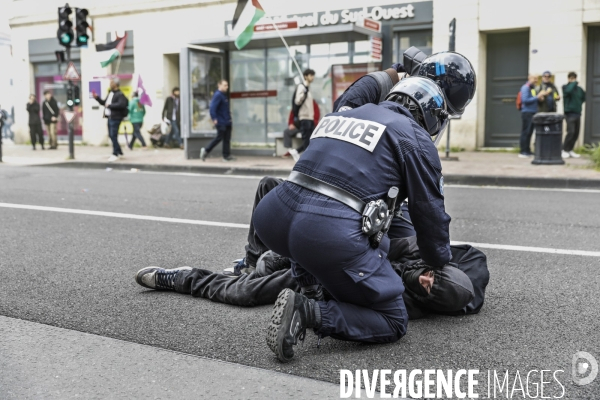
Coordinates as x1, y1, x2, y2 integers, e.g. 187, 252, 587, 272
205, 125, 232, 158
108, 119, 123, 156
129, 122, 146, 148
165, 120, 181, 146
520, 112, 535, 154
253, 181, 408, 343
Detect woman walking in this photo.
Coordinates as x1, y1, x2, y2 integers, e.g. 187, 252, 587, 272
128, 92, 147, 149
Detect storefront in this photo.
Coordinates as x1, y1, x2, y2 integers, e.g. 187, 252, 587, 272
180, 2, 433, 158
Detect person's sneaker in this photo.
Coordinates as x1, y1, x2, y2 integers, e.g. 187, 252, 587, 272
256, 251, 291, 277
518, 152, 532, 159
289, 148, 300, 161
266, 289, 321, 363
561, 150, 570, 158
569, 151, 581, 158
281, 149, 293, 158
200, 147, 207, 161
135, 266, 192, 290
223, 258, 255, 277
222, 156, 236, 162
108, 155, 118, 162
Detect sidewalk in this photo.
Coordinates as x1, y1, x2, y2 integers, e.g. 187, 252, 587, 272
1, 142, 599, 188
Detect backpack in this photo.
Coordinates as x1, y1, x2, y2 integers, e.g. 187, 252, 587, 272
291, 84, 308, 129
516, 90, 522, 110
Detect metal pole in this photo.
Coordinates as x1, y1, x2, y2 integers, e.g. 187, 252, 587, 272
446, 120, 451, 159
66, 46, 74, 160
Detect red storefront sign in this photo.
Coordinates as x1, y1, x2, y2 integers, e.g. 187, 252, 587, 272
230, 90, 278, 99
254, 21, 299, 33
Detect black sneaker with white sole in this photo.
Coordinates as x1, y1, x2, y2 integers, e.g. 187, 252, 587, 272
266, 288, 321, 363
135, 266, 192, 290
255, 251, 291, 277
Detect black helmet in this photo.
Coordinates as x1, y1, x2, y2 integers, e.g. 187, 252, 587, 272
385, 76, 449, 137
416, 51, 476, 116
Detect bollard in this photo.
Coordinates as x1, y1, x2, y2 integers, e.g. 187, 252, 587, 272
531, 112, 565, 165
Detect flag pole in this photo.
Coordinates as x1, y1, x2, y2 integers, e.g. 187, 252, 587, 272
114, 53, 122, 76
267, 17, 304, 81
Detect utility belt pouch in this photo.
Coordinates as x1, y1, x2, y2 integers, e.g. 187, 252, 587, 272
363, 187, 400, 248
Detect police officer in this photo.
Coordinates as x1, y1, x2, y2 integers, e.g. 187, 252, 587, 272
250, 75, 470, 362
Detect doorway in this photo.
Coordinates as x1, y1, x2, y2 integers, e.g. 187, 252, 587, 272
484, 31, 530, 147
585, 26, 600, 145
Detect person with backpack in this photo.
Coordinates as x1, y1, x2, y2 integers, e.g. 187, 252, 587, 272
518, 74, 545, 158
285, 69, 316, 161
561, 71, 586, 158
93, 78, 129, 162
128, 91, 147, 150
282, 99, 320, 160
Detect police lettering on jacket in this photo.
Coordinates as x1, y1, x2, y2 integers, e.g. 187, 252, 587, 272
311, 116, 386, 152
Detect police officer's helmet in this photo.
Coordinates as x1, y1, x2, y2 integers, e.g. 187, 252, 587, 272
416, 51, 476, 116
385, 76, 449, 137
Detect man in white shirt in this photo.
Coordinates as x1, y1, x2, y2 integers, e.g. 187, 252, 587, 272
288, 69, 315, 161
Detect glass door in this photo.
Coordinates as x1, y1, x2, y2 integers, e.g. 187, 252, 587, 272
187, 49, 225, 135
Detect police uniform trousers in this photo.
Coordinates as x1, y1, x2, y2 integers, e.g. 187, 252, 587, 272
253, 181, 408, 343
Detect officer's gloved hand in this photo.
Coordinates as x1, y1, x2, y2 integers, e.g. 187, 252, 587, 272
390, 63, 406, 73
403, 46, 428, 76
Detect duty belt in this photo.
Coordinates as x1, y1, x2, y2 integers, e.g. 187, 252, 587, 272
286, 171, 365, 213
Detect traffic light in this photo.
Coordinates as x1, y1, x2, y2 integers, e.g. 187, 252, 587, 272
73, 85, 81, 105
66, 84, 74, 108
75, 8, 89, 46
57, 5, 74, 47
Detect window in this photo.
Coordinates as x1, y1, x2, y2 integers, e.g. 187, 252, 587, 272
393, 29, 433, 65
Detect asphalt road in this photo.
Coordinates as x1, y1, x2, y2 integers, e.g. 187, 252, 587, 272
1, 166, 599, 399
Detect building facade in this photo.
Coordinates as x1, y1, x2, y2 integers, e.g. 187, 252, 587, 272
8, 0, 600, 154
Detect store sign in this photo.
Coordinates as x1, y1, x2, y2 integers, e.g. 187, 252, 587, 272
230, 90, 277, 99
357, 18, 381, 33
371, 37, 382, 61
254, 21, 299, 33
225, 2, 432, 36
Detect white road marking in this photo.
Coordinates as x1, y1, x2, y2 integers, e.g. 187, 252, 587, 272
2, 202, 599, 257
445, 184, 600, 194
450, 241, 600, 257
114, 170, 283, 179
0, 203, 250, 229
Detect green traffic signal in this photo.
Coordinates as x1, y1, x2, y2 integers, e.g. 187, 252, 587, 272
60, 32, 73, 45
78, 35, 88, 44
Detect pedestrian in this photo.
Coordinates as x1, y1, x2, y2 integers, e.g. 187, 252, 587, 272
42, 91, 60, 149
287, 69, 316, 161
201, 80, 235, 162
162, 87, 182, 149
536, 71, 560, 112
282, 99, 320, 160
561, 72, 586, 159
128, 92, 147, 150
518, 74, 545, 158
93, 78, 129, 162
26, 94, 44, 150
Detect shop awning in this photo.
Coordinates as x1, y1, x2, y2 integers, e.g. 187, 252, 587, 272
190, 24, 381, 51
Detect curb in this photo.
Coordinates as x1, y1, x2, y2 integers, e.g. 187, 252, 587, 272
37, 161, 600, 189
39, 161, 293, 177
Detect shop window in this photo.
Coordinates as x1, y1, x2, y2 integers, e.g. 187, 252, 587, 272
189, 51, 223, 133
393, 29, 432, 64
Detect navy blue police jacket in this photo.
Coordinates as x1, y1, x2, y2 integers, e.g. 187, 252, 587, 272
293, 100, 452, 268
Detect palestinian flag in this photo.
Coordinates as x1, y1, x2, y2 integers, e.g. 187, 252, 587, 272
232, 0, 265, 50
95, 34, 127, 68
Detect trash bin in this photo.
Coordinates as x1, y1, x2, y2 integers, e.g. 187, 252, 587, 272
531, 112, 565, 165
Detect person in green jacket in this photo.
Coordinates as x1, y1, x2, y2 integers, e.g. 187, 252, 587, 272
561, 72, 586, 158
128, 92, 147, 149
